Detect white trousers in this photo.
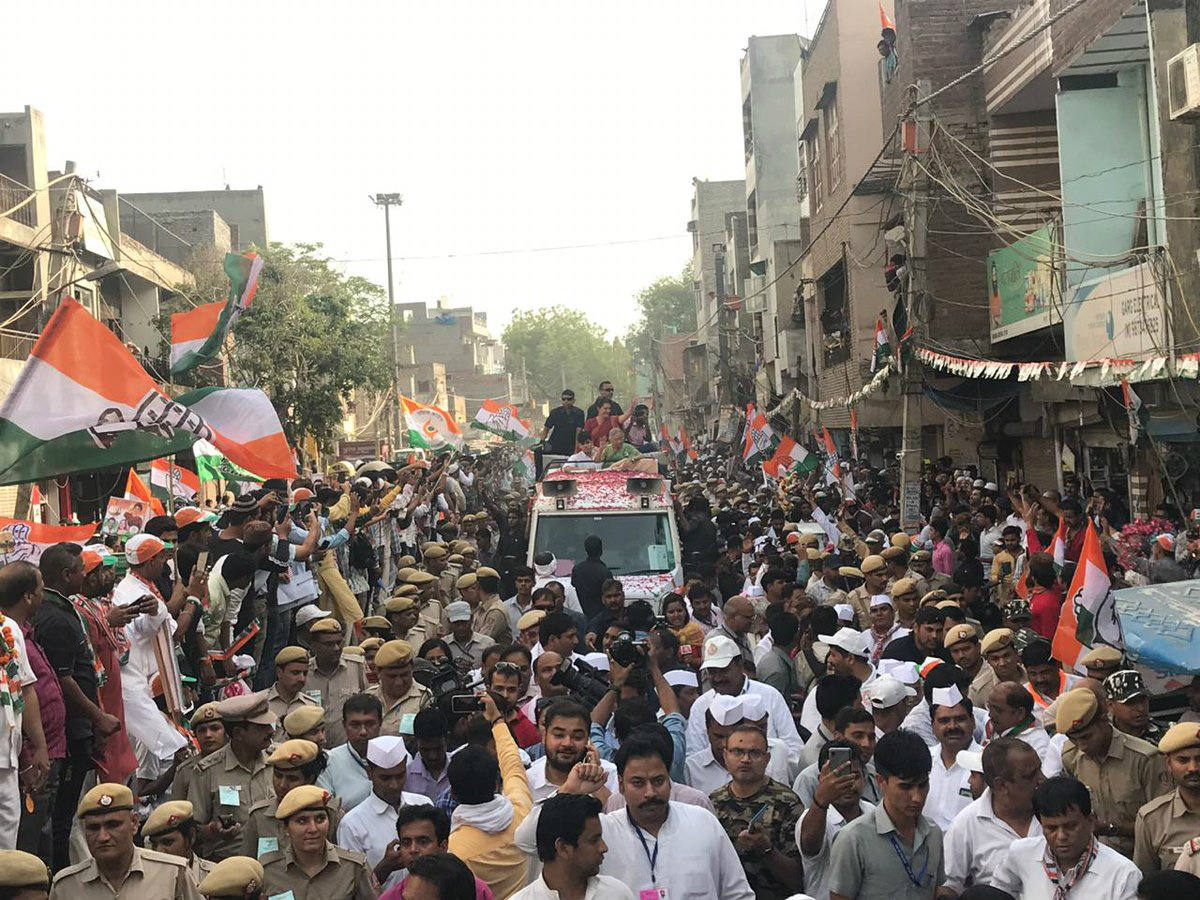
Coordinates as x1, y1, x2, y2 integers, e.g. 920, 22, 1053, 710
0, 766, 19, 850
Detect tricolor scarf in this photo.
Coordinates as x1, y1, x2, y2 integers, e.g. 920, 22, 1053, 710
1042, 836, 1098, 900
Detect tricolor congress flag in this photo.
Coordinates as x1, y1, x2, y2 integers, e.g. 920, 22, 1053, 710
471, 399, 531, 440
1052, 519, 1124, 670
742, 405, 777, 465
150, 458, 200, 502
192, 438, 263, 484
401, 396, 463, 451
0, 517, 97, 566
763, 436, 818, 480
170, 251, 262, 375
0, 298, 296, 485
124, 469, 165, 516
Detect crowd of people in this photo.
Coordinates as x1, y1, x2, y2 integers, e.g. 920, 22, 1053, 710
1, 381, 1200, 900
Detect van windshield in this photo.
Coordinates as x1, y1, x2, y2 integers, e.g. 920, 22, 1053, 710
533, 512, 675, 575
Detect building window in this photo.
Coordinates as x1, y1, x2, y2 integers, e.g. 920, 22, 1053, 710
825, 97, 843, 190
819, 261, 851, 367
808, 136, 823, 210
796, 140, 809, 202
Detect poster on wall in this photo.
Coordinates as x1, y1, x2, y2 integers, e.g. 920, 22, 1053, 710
1064, 261, 1167, 362
988, 225, 1062, 342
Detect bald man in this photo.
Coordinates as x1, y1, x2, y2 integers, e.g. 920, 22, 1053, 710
711, 595, 755, 667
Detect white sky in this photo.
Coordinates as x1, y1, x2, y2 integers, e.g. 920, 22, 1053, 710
5, 1, 818, 340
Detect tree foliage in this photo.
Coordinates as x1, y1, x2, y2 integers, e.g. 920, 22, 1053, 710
502, 306, 632, 406
625, 264, 697, 368
163, 243, 391, 452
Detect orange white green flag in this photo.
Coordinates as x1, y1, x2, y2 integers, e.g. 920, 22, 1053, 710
0, 517, 98, 565
124, 469, 166, 516
169, 251, 262, 375
402, 395, 463, 451
742, 405, 777, 465
150, 458, 200, 503
0, 298, 296, 485
471, 399, 531, 441
1052, 519, 1124, 671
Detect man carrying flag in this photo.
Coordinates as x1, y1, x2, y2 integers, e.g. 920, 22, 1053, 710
1052, 519, 1125, 673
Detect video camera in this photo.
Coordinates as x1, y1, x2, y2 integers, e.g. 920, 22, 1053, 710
415, 658, 482, 716
550, 657, 611, 709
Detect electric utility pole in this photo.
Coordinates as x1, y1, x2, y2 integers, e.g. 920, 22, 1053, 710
899, 82, 930, 530
373, 193, 403, 454
714, 244, 734, 407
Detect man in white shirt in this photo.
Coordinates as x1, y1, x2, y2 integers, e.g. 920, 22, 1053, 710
512, 792, 635, 900
516, 732, 754, 899
528, 700, 619, 805
984, 680, 1054, 770
0, 561, 48, 849
796, 740, 875, 900
684, 695, 794, 794
994, 775, 1140, 900
926, 683, 983, 831
336, 735, 432, 890
944, 737, 1044, 894
686, 635, 804, 759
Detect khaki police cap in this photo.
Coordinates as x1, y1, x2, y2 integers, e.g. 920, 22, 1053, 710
142, 800, 194, 837
881, 546, 907, 561
944, 624, 978, 649
517, 610, 546, 631
937, 598, 963, 611
981, 628, 1015, 655
275, 785, 331, 820
407, 571, 438, 586
861, 555, 887, 575
78, 782, 135, 817
283, 706, 326, 737
921, 590, 948, 607
1080, 645, 1123, 670
0, 850, 49, 888
806, 548, 821, 561
375, 640, 414, 668
197, 856, 265, 898
423, 544, 448, 560
447, 553, 465, 564
1159, 721, 1200, 755
215, 692, 277, 726
385, 596, 416, 613
797, 533, 820, 548
910, 549, 932, 562
360, 637, 385, 653
393, 584, 420, 598
191, 701, 222, 726
891, 532, 912, 550
396, 567, 417, 582
477, 566, 499, 579
343, 646, 364, 659
1056, 688, 1100, 736
839, 566, 864, 579
274, 646, 309, 668
456, 573, 478, 589
891, 577, 919, 598
397, 556, 417, 568
267, 738, 320, 768
309, 618, 343, 636
362, 615, 392, 630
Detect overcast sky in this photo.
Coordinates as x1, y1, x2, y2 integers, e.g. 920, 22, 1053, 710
6, 1, 817, 339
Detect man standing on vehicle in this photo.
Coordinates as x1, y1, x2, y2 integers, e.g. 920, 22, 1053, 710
540, 390, 585, 475
586, 381, 624, 419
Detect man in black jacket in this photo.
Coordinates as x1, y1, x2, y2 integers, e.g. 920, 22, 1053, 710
570, 536, 612, 621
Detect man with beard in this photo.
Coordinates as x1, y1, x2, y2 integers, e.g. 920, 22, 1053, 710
512, 793, 633, 900
985, 682, 1053, 768
528, 701, 618, 804
882, 606, 951, 665
50, 783, 200, 900
797, 740, 874, 900
924, 683, 982, 831
1134, 723, 1200, 873
515, 733, 754, 899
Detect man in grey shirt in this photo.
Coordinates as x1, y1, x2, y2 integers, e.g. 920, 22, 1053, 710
828, 728, 946, 900
755, 611, 801, 701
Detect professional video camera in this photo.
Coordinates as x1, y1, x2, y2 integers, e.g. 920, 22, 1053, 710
550, 656, 611, 709
609, 631, 648, 669
415, 658, 482, 715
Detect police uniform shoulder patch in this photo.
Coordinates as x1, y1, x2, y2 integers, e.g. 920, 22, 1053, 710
195, 751, 225, 772
52, 860, 94, 883
332, 846, 369, 866
1139, 791, 1175, 816
258, 849, 287, 866
139, 848, 190, 867
246, 798, 274, 815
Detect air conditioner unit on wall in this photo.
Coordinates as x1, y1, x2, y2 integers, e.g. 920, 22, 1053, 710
1168, 44, 1200, 120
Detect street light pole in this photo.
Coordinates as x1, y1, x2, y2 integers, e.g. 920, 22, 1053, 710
372, 192, 403, 455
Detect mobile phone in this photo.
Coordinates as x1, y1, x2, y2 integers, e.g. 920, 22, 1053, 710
748, 804, 769, 828
828, 746, 853, 772
450, 695, 485, 714
1000, 561, 1013, 577
197, 550, 209, 574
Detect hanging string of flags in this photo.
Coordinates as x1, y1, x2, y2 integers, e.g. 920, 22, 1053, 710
915, 346, 1200, 385
765, 360, 896, 418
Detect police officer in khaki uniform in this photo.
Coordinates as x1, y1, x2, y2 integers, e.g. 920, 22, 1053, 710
385, 595, 430, 649
305, 618, 367, 747
265, 647, 321, 738
407, 571, 448, 634
846, 555, 888, 624
1134, 722, 1200, 873
364, 640, 432, 737
173, 702, 226, 801
282, 705, 328, 748
424, 543, 457, 603
260, 785, 377, 900
141, 800, 215, 885
1082, 644, 1125, 682
51, 784, 201, 900
242, 740, 343, 861
361, 615, 394, 643
470, 567, 512, 645
196, 856, 264, 900
0, 849, 50, 900
1058, 686, 1168, 857
188, 694, 277, 861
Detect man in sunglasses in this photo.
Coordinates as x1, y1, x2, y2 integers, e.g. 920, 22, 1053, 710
540, 390, 586, 476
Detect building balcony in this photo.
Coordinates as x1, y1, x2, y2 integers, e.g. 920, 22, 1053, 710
0, 173, 35, 228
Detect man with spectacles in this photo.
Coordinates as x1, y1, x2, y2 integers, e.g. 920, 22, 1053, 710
709, 724, 803, 900
585, 381, 624, 419
540, 390, 586, 478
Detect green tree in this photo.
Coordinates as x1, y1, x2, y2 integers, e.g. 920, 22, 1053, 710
502, 306, 633, 407
625, 264, 697, 368
161, 243, 392, 452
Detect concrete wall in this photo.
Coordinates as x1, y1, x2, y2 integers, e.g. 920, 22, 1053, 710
121, 188, 268, 250
689, 178, 746, 348
119, 208, 231, 266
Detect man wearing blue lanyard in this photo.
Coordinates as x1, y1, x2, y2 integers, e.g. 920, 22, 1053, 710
829, 728, 948, 900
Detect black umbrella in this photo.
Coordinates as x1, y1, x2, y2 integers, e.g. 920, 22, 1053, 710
356, 460, 396, 477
